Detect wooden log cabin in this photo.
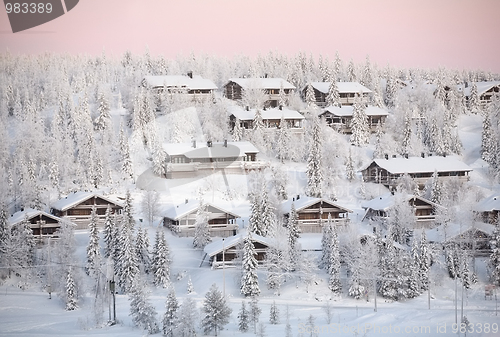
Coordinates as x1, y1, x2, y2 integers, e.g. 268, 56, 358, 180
281, 196, 353, 233
162, 140, 264, 179
360, 156, 472, 188
142, 73, 217, 101
459, 81, 500, 108
51, 192, 123, 229
224, 77, 295, 108
163, 199, 240, 238
228, 106, 305, 132
201, 232, 273, 268
302, 82, 372, 107
361, 192, 443, 228
318, 105, 388, 133
8, 208, 74, 241
474, 193, 500, 225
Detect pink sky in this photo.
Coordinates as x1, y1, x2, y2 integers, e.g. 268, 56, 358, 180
1, 0, 499, 72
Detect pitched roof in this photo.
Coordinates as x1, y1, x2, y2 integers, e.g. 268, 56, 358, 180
280, 196, 353, 214
8, 208, 65, 226
426, 222, 495, 243
309, 82, 373, 94
163, 141, 259, 158
142, 75, 217, 91
320, 105, 388, 117
361, 156, 472, 174
227, 78, 295, 90
164, 200, 241, 221
229, 106, 305, 121
203, 231, 273, 257
458, 81, 500, 97
475, 193, 500, 212
51, 192, 123, 212
361, 192, 440, 212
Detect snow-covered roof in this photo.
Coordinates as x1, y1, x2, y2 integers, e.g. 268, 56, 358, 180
227, 78, 295, 90
309, 82, 373, 94
475, 193, 500, 212
163, 141, 259, 158
229, 106, 305, 121
51, 192, 123, 212
361, 156, 472, 174
203, 231, 273, 257
321, 105, 388, 117
8, 208, 64, 226
280, 196, 353, 214
426, 222, 495, 243
361, 193, 440, 212
142, 75, 217, 91
163, 200, 241, 221
458, 81, 500, 97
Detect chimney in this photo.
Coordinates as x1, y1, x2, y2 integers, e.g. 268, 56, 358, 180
185, 199, 188, 204
404, 153, 408, 159
279, 105, 283, 110
385, 154, 389, 160
187, 71, 193, 79
392, 154, 397, 158
246, 106, 249, 111
296, 194, 300, 200
223, 139, 228, 147
264, 73, 268, 78
192, 139, 196, 148
465, 81, 469, 88
421, 152, 425, 158
207, 140, 212, 147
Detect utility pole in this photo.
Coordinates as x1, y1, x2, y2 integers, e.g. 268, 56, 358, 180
222, 238, 226, 298
455, 276, 458, 325
47, 237, 51, 299
373, 278, 377, 312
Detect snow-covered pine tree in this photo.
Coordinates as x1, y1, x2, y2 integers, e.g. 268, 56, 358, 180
201, 283, 232, 336
193, 203, 212, 249
481, 112, 495, 165
429, 170, 442, 204
445, 245, 458, 279
241, 232, 260, 297
276, 115, 291, 162
401, 111, 412, 156
102, 205, 115, 258
151, 229, 171, 288
85, 206, 101, 278
306, 115, 323, 197
326, 81, 341, 107
490, 222, 500, 286
378, 227, 400, 300
468, 82, 480, 113
123, 190, 135, 232
119, 125, 134, 179
232, 118, 243, 141
162, 287, 179, 337
278, 82, 288, 107
175, 297, 197, 337
328, 222, 342, 295
152, 142, 166, 177
116, 223, 139, 293
187, 276, 194, 294
305, 83, 317, 109
349, 95, 370, 146
128, 277, 159, 334
319, 218, 333, 270
345, 149, 355, 181
94, 90, 111, 132
249, 297, 262, 333
269, 301, 280, 324
0, 205, 8, 267
238, 301, 250, 333
347, 59, 356, 82
65, 267, 78, 311
260, 188, 275, 237
418, 231, 430, 291
253, 109, 265, 131
461, 251, 471, 289
135, 226, 151, 274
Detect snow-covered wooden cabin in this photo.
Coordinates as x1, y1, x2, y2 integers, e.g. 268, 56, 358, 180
426, 222, 495, 256
142, 73, 217, 101
229, 106, 304, 132
280, 196, 353, 233
163, 140, 263, 179
360, 156, 472, 188
458, 81, 500, 108
302, 82, 372, 107
9, 208, 74, 241
475, 193, 500, 225
318, 105, 388, 133
163, 199, 240, 238
224, 77, 295, 108
361, 192, 443, 228
201, 232, 273, 268
51, 192, 123, 229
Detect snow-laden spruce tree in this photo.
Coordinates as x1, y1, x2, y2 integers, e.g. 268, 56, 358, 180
232, 118, 243, 141
378, 227, 403, 301
135, 226, 151, 274
418, 230, 430, 291
249, 297, 262, 333
326, 81, 341, 107
94, 90, 111, 132
387, 193, 415, 245
269, 301, 280, 324
261, 188, 275, 237
151, 229, 171, 288
429, 170, 442, 204
305, 83, 317, 109
349, 95, 370, 146
241, 232, 260, 297
65, 267, 78, 311
123, 190, 135, 233
119, 124, 134, 180
116, 222, 139, 293
276, 115, 291, 162
86, 206, 101, 278
162, 287, 179, 337
489, 221, 500, 286
286, 202, 300, 252
327, 220, 342, 295
128, 276, 159, 334
319, 218, 333, 270
0, 205, 8, 270
468, 82, 480, 113
345, 149, 355, 181
201, 283, 232, 336
102, 205, 115, 258
238, 301, 250, 333
306, 115, 323, 198
193, 203, 212, 249
175, 297, 197, 337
